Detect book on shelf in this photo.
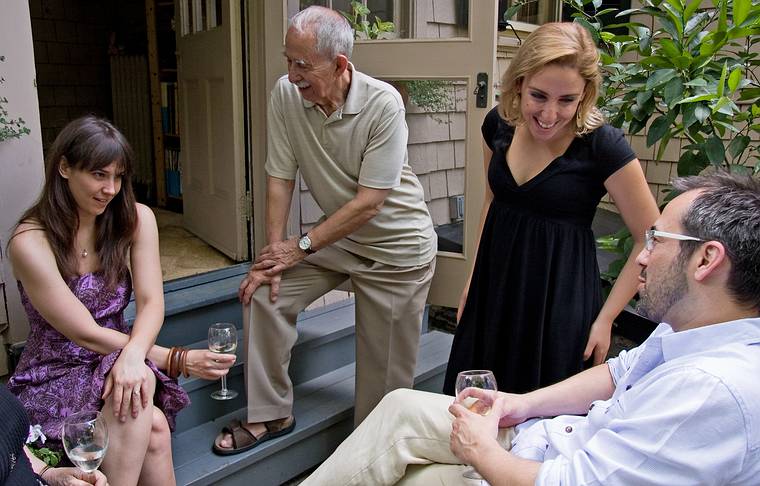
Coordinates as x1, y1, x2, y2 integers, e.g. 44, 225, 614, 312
160, 81, 179, 136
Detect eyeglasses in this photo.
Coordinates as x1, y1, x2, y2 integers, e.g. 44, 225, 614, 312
644, 229, 705, 252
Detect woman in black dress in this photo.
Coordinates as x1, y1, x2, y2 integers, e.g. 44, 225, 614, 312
444, 22, 659, 395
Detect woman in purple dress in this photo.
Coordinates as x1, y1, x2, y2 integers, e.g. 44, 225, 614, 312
7, 116, 236, 485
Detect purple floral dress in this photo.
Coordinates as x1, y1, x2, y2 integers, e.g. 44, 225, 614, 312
7, 272, 190, 449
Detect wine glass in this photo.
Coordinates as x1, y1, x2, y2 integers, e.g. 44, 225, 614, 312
455, 370, 498, 481
209, 322, 238, 400
62, 410, 109, 473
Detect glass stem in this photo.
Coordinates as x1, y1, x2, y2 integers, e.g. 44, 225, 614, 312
220, 375, 228, 394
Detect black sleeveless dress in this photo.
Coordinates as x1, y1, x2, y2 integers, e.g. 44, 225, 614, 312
443, 108, 635, 395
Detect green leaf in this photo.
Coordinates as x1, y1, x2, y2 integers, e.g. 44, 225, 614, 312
656, 132, 674, 161
659, 38, 681, 58
503, 3, 524, 21
704, 136, 726, 165
677, 150, 709, 176
574, 17, 600, 44
733, 0, 750, 25
685, 11, 711, 36
661, 1, 685, 36
663, 77, 685, 107
678, 93, 717, 104
683, 0, 702, 22
646, 69, 678, 90
727, 67, 742, 93
717, 61, 728, 98
739, 88, 760, 101
681, 102, 697, 128
647, 115, 672, 147
673, 55, 691, 69
728, 135, 751, 159
684, 78, 707, 87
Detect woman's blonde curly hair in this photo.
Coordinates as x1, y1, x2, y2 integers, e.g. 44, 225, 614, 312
498, 22, 604, 135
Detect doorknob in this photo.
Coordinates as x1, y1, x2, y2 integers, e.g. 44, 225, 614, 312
474, 72, 488, 108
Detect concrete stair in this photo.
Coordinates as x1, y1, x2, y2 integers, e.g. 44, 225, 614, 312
128, 265, 453, 485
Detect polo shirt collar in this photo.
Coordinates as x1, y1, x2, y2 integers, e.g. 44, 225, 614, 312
300, 62, 365, 117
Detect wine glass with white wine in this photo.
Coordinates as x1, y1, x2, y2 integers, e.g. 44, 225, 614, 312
208, 322, 238, 400
455, 370, 498, 481
62, 410, 109, 474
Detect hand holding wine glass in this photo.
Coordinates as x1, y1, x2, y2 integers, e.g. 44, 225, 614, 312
208, 322, 238, 400
62, 411, 109, 474
454, 370, 497, 481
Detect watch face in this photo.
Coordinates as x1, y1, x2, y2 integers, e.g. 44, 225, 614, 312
299, 236, 311, 250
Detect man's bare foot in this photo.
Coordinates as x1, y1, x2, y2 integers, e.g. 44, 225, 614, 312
217, 422, 266, 448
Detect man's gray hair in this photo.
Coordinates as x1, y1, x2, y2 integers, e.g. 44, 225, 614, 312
290, 6, 354, 60
672, 171, 760, 312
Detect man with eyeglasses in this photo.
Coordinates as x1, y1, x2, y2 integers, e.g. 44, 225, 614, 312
303, 171, 760, 485
214, 6, 437, 455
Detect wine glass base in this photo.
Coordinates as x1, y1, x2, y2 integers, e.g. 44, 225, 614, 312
210, 389, 238, 400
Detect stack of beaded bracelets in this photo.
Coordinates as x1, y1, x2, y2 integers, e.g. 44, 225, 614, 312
167, 346, 190, 379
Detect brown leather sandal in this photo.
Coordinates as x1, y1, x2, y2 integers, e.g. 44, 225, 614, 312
212, 416, 296, 456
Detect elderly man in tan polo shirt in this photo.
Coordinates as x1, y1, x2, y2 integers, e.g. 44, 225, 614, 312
213, 6, 437, 455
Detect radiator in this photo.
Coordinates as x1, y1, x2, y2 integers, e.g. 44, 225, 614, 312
110, 55, 153, 186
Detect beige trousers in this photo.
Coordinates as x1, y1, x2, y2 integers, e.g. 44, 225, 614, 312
303, 388, 515, 486
243, 245, 435, 426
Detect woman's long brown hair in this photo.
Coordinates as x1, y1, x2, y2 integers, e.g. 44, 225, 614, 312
14, 115, 138, 288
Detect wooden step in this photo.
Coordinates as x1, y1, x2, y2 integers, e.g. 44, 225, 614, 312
172, 330, 453, 486
174, 299, 356, 433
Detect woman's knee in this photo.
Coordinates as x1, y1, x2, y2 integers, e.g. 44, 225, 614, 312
147, 407, 171, 453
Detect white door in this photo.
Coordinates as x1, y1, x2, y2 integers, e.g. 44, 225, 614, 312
259, 0, 498, 307
176, 0, 248, 260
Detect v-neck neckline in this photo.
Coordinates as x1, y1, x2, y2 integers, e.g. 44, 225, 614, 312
502, 131, 578, 189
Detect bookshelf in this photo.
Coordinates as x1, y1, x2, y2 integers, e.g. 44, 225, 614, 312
146, 0, 182, 210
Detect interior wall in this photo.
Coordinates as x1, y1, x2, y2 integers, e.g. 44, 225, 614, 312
29, 0, 146, 150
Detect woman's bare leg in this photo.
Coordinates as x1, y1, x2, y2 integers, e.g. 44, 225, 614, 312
100, 372, 156, 486
136, 407, 175, 486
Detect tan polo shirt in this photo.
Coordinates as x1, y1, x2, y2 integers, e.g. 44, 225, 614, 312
265, 65, 436, 267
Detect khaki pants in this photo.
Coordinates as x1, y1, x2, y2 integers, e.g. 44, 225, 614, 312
302, 388, 516, 485
244, 245, 435, 426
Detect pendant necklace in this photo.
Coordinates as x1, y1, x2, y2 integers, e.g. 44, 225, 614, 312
80, 248, 88, 258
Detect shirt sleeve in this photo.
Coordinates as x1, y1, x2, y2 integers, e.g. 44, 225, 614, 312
357, 94, 407, 189
480, 106, 501, 151
535, 367, 748, 485
265, 79, 298, 180
590, 124, 637, 182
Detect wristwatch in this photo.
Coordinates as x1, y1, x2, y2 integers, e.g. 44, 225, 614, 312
298, 233, 315, 254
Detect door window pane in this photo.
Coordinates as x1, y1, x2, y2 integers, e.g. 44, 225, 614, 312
287, 0, 469, 39
389, 78, 467, 254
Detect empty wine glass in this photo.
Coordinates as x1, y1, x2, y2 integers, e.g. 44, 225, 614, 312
209, 322, 238, 400
62, 410, 109, 473
455, 370, 498, 481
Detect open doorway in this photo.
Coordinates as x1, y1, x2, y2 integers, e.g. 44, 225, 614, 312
30, 0, 247, 281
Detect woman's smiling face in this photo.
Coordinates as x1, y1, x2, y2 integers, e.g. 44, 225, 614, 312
519, 64, 586, 142
60, 160, 124, 218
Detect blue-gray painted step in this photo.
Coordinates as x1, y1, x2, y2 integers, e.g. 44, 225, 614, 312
174, 299, 357, 433
172, 330, 454, 486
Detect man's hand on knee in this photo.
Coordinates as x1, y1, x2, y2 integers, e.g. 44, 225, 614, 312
254, 239, 305, 276
239, 267, 281, 304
